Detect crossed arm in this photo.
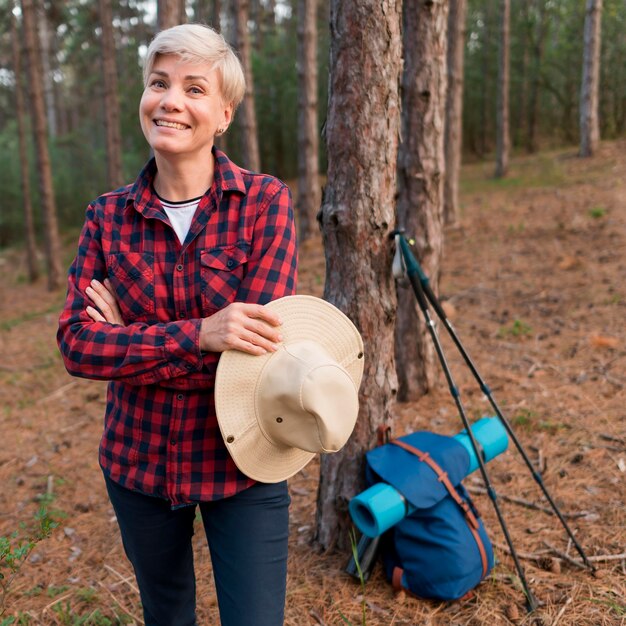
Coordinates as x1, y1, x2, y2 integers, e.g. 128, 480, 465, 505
85, 278, 283, 356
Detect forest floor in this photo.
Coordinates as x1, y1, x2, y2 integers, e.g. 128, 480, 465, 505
1, 140, 625, 626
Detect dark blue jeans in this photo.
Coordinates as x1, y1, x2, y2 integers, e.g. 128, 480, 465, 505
104, 475, 290, 626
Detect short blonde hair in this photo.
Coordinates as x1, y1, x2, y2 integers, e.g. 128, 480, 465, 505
143, 23, 246, 108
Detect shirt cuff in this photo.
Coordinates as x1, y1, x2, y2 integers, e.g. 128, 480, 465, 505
164, 319, 204, 377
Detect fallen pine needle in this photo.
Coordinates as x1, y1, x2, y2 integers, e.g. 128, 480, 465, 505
551, 596, 573, 626
97, 580, 144, 625
105, 563, 140, 594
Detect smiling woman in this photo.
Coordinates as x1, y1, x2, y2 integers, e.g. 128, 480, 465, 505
57, 23, 298, 626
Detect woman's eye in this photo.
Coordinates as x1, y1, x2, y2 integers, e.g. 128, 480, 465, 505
150, 79, 166, 89
189, 86, 204, 95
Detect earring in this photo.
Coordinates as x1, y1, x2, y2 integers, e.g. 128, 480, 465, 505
216, 127, 227, 135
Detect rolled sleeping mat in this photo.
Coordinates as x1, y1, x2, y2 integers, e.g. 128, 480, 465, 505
349, 417, 508, 538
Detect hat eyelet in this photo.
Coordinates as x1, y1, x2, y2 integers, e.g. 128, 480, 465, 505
357, 352, 364, 359
226, 435, 235, 443
276, 417, 283, 423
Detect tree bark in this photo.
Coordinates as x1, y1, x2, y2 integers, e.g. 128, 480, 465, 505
443, 0, 466, 226
21, 0, 62, 291
11, 6, 39, 283
37, 1, 56, 137
157, 0, 186, 30
99, 0, 125, 190
232, 0, 261, 171
213, 0, 222, 31
395, 0, 448, 402
296, 0, 320, 241
526, 0, 548, 154
495, 0, 510, 178
316, 0, 402, 552
580, 0, 603, 157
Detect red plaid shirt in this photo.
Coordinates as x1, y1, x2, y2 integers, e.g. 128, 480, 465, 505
58, 150, 297, 506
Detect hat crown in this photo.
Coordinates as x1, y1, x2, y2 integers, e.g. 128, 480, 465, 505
256, 340, 359, 453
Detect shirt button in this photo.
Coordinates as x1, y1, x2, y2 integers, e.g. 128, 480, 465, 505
177, 394, 184, 401
176, 264, 184, 271
178, 311, 186, 319
226, 259, 234, 268
170, 438, 177, 446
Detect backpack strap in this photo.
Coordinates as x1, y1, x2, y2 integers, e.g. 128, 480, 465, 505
390, 439, 490, 580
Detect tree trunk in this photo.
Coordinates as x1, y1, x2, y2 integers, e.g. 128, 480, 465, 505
11, 6, 39, 283
21, 0, 62, 291
395, 0, 448, 402
232, 0, 261, 171
296, 0, 320, 241
443, 0, 466, 226
213, 0, 222, 31
580, 0, 603, 157
316, 0, 402, 552
495, 0, 510, 178
526, 0, 548, 154
99, 0, 125, 190
37, 1, 56, 137
157, 0, 186, 30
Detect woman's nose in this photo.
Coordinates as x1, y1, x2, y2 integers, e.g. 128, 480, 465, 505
160, 87, 184, 111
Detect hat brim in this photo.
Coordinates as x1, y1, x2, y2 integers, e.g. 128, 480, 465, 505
214, 295, 364, 483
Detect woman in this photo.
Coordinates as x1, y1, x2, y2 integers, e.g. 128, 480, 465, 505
58, 23, 297, 626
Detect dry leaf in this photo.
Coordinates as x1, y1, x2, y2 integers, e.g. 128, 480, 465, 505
558, 255, 580, 270
589, 334, 619, 349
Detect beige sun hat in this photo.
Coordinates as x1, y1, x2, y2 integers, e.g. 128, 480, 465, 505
214, 295, 365, 483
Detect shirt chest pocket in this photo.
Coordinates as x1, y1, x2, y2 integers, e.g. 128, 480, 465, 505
106, 252, 156, 322
200, 245, 248, 314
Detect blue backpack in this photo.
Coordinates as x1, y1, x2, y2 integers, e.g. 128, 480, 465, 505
365, 431, 494, 601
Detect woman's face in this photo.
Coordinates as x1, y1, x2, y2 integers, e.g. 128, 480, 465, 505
139, 54, 233, 161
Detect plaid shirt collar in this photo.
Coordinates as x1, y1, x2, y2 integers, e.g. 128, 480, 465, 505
126, 148, 248, 220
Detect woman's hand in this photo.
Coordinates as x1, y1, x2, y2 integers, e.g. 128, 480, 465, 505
200, 302, 283, 356
85, 278, 126, 326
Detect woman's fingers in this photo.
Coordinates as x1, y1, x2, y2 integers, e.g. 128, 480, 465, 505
86, 305, 106, 323
85, 278, 125, 326
199, 302, 284, 354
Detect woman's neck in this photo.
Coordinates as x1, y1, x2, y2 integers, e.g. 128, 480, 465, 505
153, 150, 215, 201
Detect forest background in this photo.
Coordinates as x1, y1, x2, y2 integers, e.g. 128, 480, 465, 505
1, 0, 625, 247
0, 0, 625, 624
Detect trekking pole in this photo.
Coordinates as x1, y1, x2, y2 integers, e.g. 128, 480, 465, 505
391, 230, 539, 612
392, 230, 596, 574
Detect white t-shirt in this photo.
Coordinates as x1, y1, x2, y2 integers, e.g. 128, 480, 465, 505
158, 194, 202, 244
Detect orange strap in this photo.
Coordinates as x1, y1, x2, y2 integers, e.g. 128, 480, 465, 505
389, 439, 489, 579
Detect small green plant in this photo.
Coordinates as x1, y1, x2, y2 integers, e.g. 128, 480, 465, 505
47, 585, 70, 598
75, 588, 97, 604
498, 319, 533, 338
511, 409, 537, 431
588, 206, 607, 219
589, 595, 626, 617
0, 505, 58, 616
338, 529, 367, 626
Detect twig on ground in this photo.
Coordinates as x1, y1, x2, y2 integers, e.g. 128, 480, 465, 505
600, 433, 626, 445
492, 541, 551, 562
309, 608, 327, 625
36, 381, 77, 405
97, 581, 144, 625
551, 597, 573, 626
41, 592, 73, 613
466, 486, 588, 518
104, 563, 140, 594
543, 541, 626, 567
